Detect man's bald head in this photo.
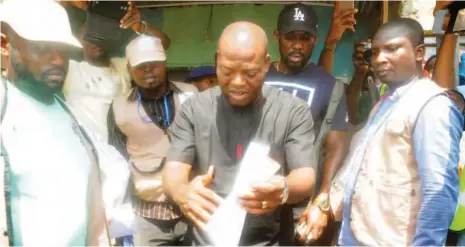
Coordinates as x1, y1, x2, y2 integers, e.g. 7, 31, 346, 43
218, 21, 268, 58
216, 21, 271, 108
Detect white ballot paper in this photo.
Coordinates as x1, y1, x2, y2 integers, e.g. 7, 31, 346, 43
205, 142, 281, 246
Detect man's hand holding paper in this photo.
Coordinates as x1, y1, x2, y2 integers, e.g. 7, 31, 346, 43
177, 166, 223, 231
239, 174, 287, 215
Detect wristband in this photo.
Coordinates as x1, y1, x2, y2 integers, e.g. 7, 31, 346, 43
136, 21, 148, 35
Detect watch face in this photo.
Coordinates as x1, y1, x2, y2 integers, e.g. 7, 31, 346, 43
317, 197, 330, 212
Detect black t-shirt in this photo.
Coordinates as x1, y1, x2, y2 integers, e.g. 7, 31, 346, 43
265, 63, 348, 136
167, 86, 318, 246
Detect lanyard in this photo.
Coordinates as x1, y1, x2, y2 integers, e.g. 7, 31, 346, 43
136, 91, 171, 129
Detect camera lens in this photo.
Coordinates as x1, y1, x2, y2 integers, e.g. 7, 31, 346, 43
363, 49, 372, 64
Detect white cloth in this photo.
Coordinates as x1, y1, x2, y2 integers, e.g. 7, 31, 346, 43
2, 84, 91, 245
63, 58, 130, 142
83, 130, 134, 238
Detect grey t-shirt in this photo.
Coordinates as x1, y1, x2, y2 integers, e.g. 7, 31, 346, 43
167, 85, 318, 246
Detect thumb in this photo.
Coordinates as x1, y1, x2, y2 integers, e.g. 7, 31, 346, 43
201, 165, 215, 186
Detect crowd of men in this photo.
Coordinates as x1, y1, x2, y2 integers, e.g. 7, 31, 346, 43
0, 0, 464, 246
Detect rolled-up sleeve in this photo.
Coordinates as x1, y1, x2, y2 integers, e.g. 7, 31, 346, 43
166, 97, 196, 165
285, 102, 318, 171
412, 95, 463, 246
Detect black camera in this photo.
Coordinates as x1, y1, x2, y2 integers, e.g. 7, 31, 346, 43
363, 43, 372, 65
84, 1, 130, 46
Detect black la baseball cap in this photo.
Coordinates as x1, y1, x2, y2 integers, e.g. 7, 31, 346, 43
277, 3, 318, 37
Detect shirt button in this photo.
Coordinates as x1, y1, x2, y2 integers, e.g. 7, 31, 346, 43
3, 230, 8, 236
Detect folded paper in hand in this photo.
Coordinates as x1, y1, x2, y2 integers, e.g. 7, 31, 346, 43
205, 142, 281, 246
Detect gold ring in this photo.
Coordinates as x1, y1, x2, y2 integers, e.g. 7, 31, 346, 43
261, 201, 268, 209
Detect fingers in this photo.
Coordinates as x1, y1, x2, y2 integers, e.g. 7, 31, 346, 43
120, 3, 140, 29
354, 40, 370, 47
304, 206, 328, 242
201, 165, 215, 186
120, 10, 131, 27
336, 9, 357, 19
299, 210, 308, 224
181, 187, 222, 231
183, 204, 207, 231
239, 189, 282, 202
251, 175, 285, 193
252, 183, 281, 194
239, 198, 280, 211
196, 186, 223, 207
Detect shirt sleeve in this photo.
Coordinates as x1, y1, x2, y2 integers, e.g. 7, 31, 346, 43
331, 87, 349, 131
113, 57, 131, 94
285, 102, 318, 171
166, 97, 197, 165
411, 95, 463, 246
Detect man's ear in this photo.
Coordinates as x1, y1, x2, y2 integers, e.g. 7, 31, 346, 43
264, 54, 271, 73
274, 30, 280, 41
1, 31, 10, 58
313, 36, 319, 45
415, 44, 426, 63
0, 33, 8, 57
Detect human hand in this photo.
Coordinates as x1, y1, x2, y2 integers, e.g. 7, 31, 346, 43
239, 174, 286, 215
58, 0, 89, 10
120, 1, 143, 32
296, 203, 329, 243
178, 166, 223, 231
352, 40, 371, 71
326, 1, 357, 44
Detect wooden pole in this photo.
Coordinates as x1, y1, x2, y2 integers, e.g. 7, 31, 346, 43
382, 0, 389, 23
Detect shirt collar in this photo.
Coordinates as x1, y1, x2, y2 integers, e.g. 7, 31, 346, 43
388, 76, 419, 100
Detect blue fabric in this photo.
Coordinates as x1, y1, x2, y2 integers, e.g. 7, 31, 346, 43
186, 66, 216, 82
411, 96, 462, 246
457, 86, 465, 97
339, 84, 463, 246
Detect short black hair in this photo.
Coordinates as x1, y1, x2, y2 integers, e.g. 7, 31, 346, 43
375, 18, 424, 47
424, 55, 437, 72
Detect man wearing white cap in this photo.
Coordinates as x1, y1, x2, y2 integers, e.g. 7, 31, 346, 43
0, 0, 110, 246
107, 34, 196, 246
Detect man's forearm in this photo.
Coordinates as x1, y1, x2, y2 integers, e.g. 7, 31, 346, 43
145, 24, 171, 50
285, 167, 316, 204
318, 131, 347, 194
162, 161, 191, 204
433, 33, 457, 89
318, 40, 337, 74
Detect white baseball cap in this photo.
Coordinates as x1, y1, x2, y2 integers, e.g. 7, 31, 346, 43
0, 0, 81, 48
126, 35, 166, 67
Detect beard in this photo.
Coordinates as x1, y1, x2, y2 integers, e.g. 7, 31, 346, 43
10, 53, 65, 95
278, 46, 311, 72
